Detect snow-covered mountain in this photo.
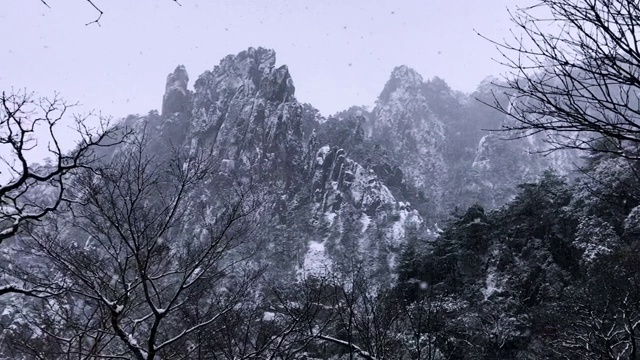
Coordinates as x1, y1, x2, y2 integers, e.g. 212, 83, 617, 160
116, 47, 581, 276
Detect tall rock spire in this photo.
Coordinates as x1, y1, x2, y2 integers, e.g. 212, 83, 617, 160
162, 65, 190, 116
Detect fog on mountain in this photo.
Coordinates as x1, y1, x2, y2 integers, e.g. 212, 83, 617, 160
3, 0, 640, 359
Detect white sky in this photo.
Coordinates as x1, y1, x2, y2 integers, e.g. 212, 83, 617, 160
2, 0, 523, 119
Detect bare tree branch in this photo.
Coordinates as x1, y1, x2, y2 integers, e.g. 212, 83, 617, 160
37, 0, 182, 26
479, 0, 640, 158
84, 0, 104, 26
0, 90, 125, 248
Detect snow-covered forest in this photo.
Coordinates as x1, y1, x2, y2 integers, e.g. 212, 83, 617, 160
2, 0, 640, 359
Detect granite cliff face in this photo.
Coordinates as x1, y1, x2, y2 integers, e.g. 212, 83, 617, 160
371, 66, 447, 215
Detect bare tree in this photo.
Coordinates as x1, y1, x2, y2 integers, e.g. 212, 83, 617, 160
201, 275, 339, 360
1, 128, 262, 359
0, 91, 119, 244
544, 248, 640, 360
0, 90, 122, 298
483, 0, 640, 158
286, 269, 403, 360
397, 286, 444, 360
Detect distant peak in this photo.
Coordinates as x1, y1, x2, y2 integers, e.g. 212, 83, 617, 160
218, 47, 277, 73
390, 65, 423, 85
378, 65, 424, 104
192, 47, 296, 104
162, 65, 190, 116
174, 64, 188, 74
477, 75, 500, 88
248, 47, 277, 69
166, 65, 189, 93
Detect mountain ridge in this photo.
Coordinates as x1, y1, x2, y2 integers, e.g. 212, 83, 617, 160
131, 46, 580, 275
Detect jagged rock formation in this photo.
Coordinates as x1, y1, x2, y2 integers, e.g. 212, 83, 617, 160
332, 68, 581, 216
162, 65, 190, 116
370, 66, 447, 215
151, 47, 581, 276
122, 47, 425, 278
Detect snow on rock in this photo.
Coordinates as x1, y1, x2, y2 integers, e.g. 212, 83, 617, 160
388, 207, 422, 246
301, 240, 332, 276
1, 305, 14, 317
311, 145, 397, 215
472, 127, 580, 208
482, 268, 502, 300
324, 212, 337, 227
360, 214, 371, 234
624, 205, 640, 235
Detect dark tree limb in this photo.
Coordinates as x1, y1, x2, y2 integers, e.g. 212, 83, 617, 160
38, 0, 182, 26
84, 0, 104, 26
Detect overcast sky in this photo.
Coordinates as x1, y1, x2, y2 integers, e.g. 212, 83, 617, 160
2, 0, 522, 119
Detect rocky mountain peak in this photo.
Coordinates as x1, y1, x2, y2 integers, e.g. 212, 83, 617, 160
477, 75, 500, 89
166, 65, 189, 92
193, 47, 295, 104
390, 65, 423, 86
213, 47, 276, 88
221, 47, 277, 73
368, 66, 447, 218
377, 65, 424, 104
161, 47, 303, 189
162, 65, 190, 116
